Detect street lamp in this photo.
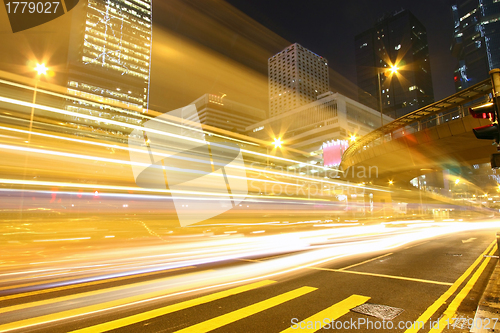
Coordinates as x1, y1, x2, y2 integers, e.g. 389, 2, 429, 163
377, 65, 399, 127
20, 63, 49, 220
27, 63, 48, 143
34, 63, 48, 75
273, 137, 283, 149
266, 137, 283, 166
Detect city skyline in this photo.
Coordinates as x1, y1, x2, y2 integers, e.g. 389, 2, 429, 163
225, 0, 456, 101
0, 2, 500, 332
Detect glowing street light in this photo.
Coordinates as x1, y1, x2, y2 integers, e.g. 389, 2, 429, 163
34, 63, 48, 75
350, 135, 357, 142
388, 180, 394, 185
27, 63, 49, 143
455, 178, 460, 185
389, 65, 399, 74
266, 137, 283, 166
273, 137, 282, 149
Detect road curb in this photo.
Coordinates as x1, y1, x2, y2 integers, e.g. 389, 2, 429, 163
471, 254, 500, 332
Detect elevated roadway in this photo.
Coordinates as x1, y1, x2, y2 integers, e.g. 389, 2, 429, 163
340, 79, 496, 184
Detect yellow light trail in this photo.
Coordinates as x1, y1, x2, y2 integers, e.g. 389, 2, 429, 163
0, 188, 336, 206
0, 179, 331, 203
0, 95, 343, 173
0, 124, 388, 192
0, 142, 303, 189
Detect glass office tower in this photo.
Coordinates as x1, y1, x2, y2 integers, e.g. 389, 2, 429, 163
451, 0, 500, 91
65, 0, 152, 134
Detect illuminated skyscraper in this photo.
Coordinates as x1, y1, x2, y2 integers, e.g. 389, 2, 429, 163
268, 43, 329, 117
355, 9, 434, 119
451, 0, 500, 91
65, 0, 152, 134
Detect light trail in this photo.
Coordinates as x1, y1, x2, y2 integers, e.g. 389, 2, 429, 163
0, 179, 332, 202
0, 78, 259, 147
0, 123, 388, 192
1, 221, 500, 332
0, 188, 336, 208
0, 142, 310, 190
0, 95, 348, 176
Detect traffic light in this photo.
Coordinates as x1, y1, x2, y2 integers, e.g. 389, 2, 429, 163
469, 101, 500, 143
492, 153, 500, 169
473, 124, 500, 141
469, 102, 496, 121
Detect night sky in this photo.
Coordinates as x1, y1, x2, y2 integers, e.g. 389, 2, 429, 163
224, 0, 457, 100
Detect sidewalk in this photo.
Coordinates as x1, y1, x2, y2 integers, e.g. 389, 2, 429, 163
471, 248, 500, 332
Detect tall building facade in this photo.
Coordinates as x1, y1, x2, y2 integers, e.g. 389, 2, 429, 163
355, 9, 434, 119
268, 43, 329, 117
64, 0, 152, 134
451, 0, 500, 91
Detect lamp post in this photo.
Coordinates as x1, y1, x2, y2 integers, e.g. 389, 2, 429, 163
377, 71, 384, 128
377, 65, 399, 128
267, 137, 282, 166
20, 63, 48, 220
27, 63, 48, 143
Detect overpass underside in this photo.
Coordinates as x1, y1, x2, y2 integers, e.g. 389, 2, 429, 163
341, 115, 496, 184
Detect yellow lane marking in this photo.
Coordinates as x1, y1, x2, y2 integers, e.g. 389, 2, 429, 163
403, 240, 496, 333
0, 268, 205, 315
0, 266, 194, 302
0, 269, 216, 332
173, 286, 317, 333
310, 267, 452, 286
339, 253, 393, 271
428, 243, 498, 333
69, 280, 277, 333
281, 294, 370, 332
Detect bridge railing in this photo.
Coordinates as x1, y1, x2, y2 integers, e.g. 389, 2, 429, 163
342, 79, 492, 163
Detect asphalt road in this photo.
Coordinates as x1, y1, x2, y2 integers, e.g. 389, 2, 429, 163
0, 228, 497, 333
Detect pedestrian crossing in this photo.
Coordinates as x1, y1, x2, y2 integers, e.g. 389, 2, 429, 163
64, 280, 369, 333
173, 286, 317, 333
0, 274, 372, 332
280, 295, 370, 333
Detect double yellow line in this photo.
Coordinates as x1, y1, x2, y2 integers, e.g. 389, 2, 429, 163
405, 240, 497, 333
